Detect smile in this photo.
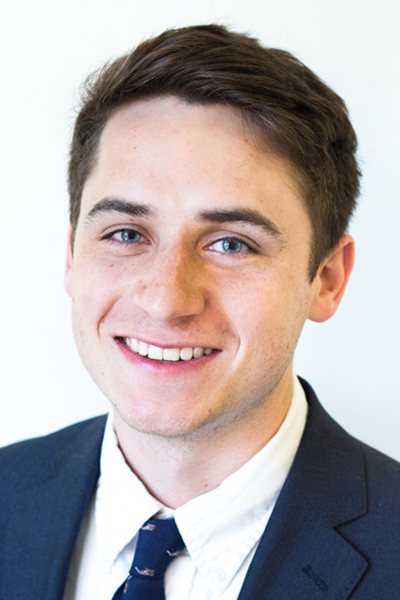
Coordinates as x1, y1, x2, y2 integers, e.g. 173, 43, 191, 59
123, 337, 214, 362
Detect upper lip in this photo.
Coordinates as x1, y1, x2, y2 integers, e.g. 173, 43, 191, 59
116, 335, 219, 350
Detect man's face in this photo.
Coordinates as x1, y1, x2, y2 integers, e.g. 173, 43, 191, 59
66, 97, 320, 440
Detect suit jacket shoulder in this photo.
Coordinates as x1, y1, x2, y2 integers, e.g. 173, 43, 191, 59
238, 379, 400, 599
0, 416, 106, 487
0, 415, 106, 600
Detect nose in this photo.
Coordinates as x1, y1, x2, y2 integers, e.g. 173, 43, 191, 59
133, 245, 207, 323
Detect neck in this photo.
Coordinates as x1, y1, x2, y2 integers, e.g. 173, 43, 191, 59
113, 373, 294, 509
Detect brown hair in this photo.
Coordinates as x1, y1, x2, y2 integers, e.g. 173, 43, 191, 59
68, 24, 361, 279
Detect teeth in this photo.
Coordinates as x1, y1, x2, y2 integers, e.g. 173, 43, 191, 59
163, 348, 180, 361
180, 347, 193, 361
125, 338, 214, 361
148, 344, 163, 361
138, 341, 149, 356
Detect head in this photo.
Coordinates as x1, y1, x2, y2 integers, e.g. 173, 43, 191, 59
68, 24, 360, 281
65, 25, 358, 446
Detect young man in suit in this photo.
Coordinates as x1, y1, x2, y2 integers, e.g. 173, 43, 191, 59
1, 24, 400, 600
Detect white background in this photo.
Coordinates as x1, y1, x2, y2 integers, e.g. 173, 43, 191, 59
1, 0, 399, 458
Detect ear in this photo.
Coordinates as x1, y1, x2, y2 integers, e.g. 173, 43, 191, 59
64, 224, 74, 297
308, 234, 355, 323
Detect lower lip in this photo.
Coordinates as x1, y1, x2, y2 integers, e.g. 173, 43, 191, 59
115, 338, 218, 375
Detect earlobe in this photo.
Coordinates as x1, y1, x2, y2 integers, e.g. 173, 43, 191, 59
64, 224, 74, 297
308, 234, 355, 323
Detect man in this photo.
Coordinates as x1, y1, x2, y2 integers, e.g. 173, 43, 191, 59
1, 24, 400, 600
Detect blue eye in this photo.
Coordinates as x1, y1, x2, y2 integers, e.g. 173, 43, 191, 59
120, 229, 142, 243
211, 237, 252, 254
108, 229, 143, 244
222, 239, 242, 253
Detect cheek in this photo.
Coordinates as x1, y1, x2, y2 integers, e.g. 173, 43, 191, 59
71, 259, 125, 328
228, 272, 312, 356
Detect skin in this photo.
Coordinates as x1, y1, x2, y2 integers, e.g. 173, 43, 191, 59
65, 97, 354, 508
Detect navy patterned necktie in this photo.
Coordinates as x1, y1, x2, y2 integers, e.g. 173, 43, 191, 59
111, 517, 185, 600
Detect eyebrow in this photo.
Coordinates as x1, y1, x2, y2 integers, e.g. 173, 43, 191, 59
85, 198, 283, 240
196, 208, 283, 239
86, 198, 156, 221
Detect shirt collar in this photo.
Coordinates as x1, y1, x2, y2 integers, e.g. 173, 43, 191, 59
95, 419, 164, 564
95, 374, 307, 593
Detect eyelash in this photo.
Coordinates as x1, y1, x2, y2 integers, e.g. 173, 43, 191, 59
102, 228, 147, 245
208, 237, 256, 256
102, 228, 257, 256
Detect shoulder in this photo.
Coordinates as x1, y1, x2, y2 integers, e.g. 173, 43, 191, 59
346, 436, 400, 525
301, 376, 400, 469
358, 435, 400, 483
0, 415, 107, 490
297, 377, 400, 516
299, 378, 400, 547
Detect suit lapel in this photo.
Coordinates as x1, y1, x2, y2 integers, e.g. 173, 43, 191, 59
2, 416, 106, 600
238, 380, 369, 600
238, 479, 367, 599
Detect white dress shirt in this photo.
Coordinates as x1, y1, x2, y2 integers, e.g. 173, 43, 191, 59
64, 375, 307, 600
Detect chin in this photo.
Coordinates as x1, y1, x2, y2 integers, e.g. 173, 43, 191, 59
113, 397, 228, 440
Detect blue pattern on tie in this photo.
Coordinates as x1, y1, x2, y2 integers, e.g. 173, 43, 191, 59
112, 518, 185, 600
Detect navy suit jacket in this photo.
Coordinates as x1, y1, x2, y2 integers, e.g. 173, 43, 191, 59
1, 379, 400, 599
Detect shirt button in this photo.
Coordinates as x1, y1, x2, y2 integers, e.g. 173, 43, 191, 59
211, 568, 226, 583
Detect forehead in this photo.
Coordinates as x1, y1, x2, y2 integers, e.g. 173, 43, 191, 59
103, 96, 254, 155
81, 97, 311, 240
96, 97, 272, 186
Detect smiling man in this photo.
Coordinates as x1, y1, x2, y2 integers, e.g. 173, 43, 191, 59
1, 24, 400, 600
